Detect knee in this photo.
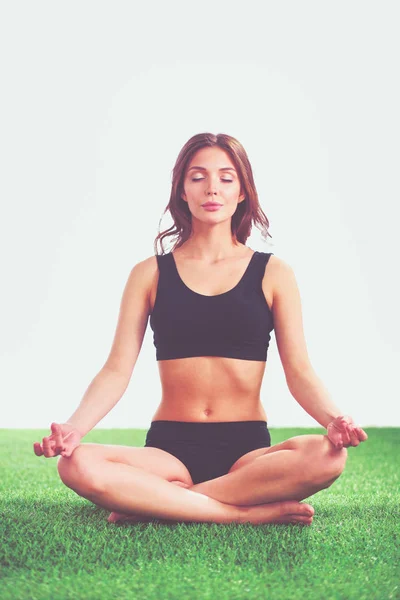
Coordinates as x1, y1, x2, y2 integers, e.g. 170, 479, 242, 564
299, 435, 348, 487
318, 436, 348, 487
57, 453, 75, 487
57, 445, 103, 495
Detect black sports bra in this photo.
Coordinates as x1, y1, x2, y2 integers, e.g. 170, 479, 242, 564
149, 250, 274, 361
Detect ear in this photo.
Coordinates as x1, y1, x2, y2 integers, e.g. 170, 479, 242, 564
238, 185, 246, 203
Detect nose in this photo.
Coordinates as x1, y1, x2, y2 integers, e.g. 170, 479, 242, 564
206, 180, 218, 196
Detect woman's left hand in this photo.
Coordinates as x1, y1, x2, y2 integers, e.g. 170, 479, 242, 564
327, 415, 368, 449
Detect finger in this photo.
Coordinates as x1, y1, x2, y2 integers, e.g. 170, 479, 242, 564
62, 442, 77, 458
328, 428, 343, 449
331, 433, 343, 449
42, 436, 56, 458
61, 441, 75, 458
327, 424, 345, 450
355, 427, 368, 441
347, 426, 360, 447
51, 422, 62, 441
51, 423, 64, 454
52, 442, 63, 455
340, 425, 351, 446
33, 442, 43, 456
327, 427, 339, 448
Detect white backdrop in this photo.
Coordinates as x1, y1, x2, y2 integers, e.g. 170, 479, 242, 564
1, 1, 399, 430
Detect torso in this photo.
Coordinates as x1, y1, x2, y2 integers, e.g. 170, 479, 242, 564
146, 245, 277, 423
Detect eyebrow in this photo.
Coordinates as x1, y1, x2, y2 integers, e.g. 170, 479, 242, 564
188, 166, 237, 173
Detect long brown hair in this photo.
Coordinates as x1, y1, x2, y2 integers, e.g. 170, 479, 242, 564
153, 132, 273, 255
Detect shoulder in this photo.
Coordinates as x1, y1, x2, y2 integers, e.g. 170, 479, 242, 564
136, 253, 167, 290
134, 255, 160, 283
141, 254, 159, 269
265, 254, 292, 275
125, 255, 159, 295
261, 252, 291, 280
261, 254, 296, 307
123, 256, 159, 313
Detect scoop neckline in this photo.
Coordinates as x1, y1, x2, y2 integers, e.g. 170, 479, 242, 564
170, 250, 258, 298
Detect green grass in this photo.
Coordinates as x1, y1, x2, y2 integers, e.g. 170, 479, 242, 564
1, 427, 399, 600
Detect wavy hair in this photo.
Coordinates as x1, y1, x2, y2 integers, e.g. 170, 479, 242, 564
153, 132, 272, 255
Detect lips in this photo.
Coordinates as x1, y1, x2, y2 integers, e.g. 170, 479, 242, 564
202, 202, 222, 207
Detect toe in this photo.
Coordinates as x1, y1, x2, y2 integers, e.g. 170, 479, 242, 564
107, 512, 138, 523
299, 503, 314, 516
285, 501, 314, 517
107, 512, 118, 523
291, 515, 313, 525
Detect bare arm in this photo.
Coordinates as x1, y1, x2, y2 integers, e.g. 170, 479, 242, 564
286, 367, 342, 428
34, 259, 153, 457
65, 258, 152, 437
271, 258, 367, 447
65, 367, 131, 437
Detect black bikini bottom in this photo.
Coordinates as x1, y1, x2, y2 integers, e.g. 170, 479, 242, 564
144, 420, 271, 484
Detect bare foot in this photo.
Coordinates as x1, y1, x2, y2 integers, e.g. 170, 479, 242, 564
106, 482, 315, 526
240, 500, 315, 525
107, 512, 153, 524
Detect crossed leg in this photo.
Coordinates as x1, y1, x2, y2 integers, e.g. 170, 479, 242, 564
57, 434, 347, 525
189, 434, 348, 507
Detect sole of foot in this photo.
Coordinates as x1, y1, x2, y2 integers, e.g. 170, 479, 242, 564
107, 510, 313, 526
107, 512, 154, 524
107, 501, 314, 526
241, 500, 315, 525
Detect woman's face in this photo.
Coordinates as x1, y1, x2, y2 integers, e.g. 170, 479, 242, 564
181, 147, 245, 219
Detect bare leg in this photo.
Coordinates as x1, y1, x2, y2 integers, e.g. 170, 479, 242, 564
108, 480, 190, 523
188, 435, 348, 507
58, 458, 314, 525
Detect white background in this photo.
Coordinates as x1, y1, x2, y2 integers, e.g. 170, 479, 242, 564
1, 1, 399, 431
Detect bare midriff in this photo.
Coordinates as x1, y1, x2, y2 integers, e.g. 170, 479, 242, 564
148, 245, 275, 423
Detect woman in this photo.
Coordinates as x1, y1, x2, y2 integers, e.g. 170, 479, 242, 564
33, 132, 368, 526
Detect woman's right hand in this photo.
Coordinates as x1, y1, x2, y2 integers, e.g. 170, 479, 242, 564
33, 422, 83, 458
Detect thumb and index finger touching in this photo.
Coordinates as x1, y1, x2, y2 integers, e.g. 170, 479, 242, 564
33, 422, 66, 458
328, 415, 369, 449
342, 418, 369, 443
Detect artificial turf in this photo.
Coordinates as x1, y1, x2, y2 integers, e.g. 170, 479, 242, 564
0, 427, 398, 600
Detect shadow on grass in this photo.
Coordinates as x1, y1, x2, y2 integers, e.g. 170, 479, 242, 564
3, 492, 397, 526
3, 492, 398, 577
1, 495, 316, 573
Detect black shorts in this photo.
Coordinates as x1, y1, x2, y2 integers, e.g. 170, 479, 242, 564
144, 420, 271, 485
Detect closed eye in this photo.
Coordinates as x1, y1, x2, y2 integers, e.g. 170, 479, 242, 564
191, 178, 233, 183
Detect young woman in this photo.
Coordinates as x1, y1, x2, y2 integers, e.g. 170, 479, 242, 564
33, 132, 368, 526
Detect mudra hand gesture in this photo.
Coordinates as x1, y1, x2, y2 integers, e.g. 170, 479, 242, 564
327, 415, 368, 449
33, 422, 82, 458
